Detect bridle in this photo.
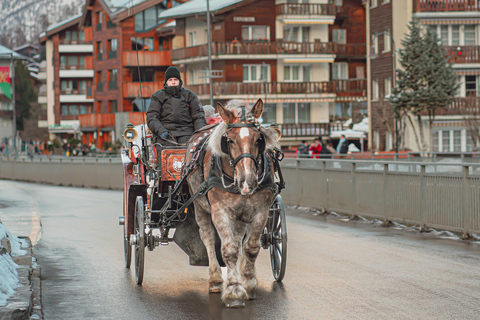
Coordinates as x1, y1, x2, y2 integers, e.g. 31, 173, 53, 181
220, 106, 266, 175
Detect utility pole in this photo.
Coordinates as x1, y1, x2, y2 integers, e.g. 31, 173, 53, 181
206, 0, 213, 106
10, 53, 17, 158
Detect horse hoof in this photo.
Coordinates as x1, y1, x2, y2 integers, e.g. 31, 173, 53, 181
225, 297, 245, 308
246, 291, 256, 300
209, 282, 223, 293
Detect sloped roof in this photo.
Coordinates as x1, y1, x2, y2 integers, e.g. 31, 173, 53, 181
46, 14, 82, 33
0, 45, 29, 60
103, 0, 146, 14
159, 0, 244, 19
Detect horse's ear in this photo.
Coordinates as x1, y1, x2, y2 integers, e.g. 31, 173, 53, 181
251, 99, 264, 119
217, 102, 236, 124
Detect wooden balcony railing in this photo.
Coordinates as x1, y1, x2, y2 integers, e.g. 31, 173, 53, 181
123, 81, 164, 98
79, 113, 116, 127
278, 123, 330, 138
185, 80, 366, 96
172, 42, 366, 61
415, 0, 480, 12
275, 3, 337, 15
446, 46, 480, 63
123, 50, 171, 67
424, 97, 480, 115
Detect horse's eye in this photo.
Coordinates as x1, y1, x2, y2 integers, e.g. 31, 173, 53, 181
227, 138, 234, 144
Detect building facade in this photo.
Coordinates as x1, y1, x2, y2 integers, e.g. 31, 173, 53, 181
161, 0, 366, 147
368, 0, 480, 152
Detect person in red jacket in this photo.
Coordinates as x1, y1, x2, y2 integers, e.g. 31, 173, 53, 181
309, 137, 322, 159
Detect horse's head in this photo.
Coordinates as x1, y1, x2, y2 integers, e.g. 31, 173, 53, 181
214, 99, 268, 195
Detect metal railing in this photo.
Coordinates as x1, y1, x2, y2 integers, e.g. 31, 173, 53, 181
281, 158, 480, 236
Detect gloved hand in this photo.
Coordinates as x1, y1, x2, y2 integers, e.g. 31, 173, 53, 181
160, 131, 170, 139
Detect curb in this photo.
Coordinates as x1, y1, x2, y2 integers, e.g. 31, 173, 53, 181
0, 237, 42, 320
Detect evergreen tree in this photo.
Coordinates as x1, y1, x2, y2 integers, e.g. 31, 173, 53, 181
14, 61, 36, 131
389, 21, 458, 151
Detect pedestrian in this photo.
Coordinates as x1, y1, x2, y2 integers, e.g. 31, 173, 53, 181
146, 66, 206, 148
296, 140, 309, 158
309, 137, 322, 159
336, 134, 349, 154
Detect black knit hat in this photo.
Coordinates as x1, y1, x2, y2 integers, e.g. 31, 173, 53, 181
164, 66, 181, 83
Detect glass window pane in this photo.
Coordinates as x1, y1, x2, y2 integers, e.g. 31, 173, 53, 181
292, 66, 299, 80
68, 56, 77, 66
242, 27, 249, 40
80, 105, 87, 114
61, 81, 67, 90
243, 66, 249, 81
260, 65, 268, 81
453, 130, 461, 152
452, 25, 460, 45
302, 27, 310, 43
303, 65, 310, 81
465, 25, 476, 45
466, 75, 477, 96
71, 31, 77, 41
61, 105, 68, 115
282, 103, 296, 123
79, 56, 85, 67
65, 31, 71, 40
252, 26, 268, 40
262, 103, 277, 124
332, 63, 338, 80
144, 7, 157, 30
135, 12, 144, 31
69, 105, 79, 115
60, 56, 66, 66
79, 30, 85, 41
441, 25, 448, 45
284, 66, 291, 81
79, 81, 86, 90
442, 130, 450, 152
297, 103, 310, 123
432, 130, 439, 152
144, 38, 154, 51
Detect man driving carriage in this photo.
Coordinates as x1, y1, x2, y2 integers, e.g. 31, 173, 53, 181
146, 66, 207, 146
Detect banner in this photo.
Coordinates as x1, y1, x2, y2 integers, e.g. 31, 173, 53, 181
0, 66, 12, 99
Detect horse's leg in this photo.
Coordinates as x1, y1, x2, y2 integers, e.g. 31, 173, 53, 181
240, 210, 268, 300
211, 206, 247, 308
194, 202, 223, 293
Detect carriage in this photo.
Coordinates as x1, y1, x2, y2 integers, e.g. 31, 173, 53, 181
119, 100, 287, 307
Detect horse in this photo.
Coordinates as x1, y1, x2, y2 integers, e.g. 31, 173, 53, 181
185, 99, 280, 308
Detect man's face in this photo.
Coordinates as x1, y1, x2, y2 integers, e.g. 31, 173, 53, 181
167, 77, 180, 87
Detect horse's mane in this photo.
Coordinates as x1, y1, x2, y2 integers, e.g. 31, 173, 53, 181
207, 100, 279, 157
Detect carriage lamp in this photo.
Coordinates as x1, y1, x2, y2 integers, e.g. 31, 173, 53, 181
124, 127, 138, 142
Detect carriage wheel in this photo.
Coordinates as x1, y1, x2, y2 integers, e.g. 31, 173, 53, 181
268, 195, 287, 282
134, 196, 146, 285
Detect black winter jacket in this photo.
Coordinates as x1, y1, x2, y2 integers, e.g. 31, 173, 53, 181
146, 85, 206, 140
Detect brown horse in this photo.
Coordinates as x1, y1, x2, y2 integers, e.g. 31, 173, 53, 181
186, 99, 279, 308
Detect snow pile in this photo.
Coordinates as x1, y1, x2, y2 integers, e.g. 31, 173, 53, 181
0, 222, 26, 307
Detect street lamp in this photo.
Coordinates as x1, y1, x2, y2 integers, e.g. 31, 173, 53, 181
369, 31, 399, 154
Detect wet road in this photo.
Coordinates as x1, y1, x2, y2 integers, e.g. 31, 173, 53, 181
1, 180, 480, 319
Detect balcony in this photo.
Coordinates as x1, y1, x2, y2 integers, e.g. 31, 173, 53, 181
275, 3, 337, 16
185, 80, 365, 97
426, 97, 480, 115
278, 123, 330, 138
79, 113, 115, 128
58, 44, 94, 53
446, 46, 480, 64
171, 42, 365, 63
123, 50, 171, 67
123, 81, 164, 98
415, 0, 480, 12
59, 65, 94, 78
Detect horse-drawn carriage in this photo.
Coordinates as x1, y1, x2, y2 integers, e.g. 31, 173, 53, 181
119, 99, 287, 308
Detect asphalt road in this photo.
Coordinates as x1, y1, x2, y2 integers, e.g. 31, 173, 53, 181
1, 180, 480, 320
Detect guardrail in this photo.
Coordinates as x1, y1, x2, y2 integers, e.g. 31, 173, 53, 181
1, 157, 478, 236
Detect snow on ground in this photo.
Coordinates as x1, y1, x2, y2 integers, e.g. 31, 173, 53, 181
0, 222, 26, 307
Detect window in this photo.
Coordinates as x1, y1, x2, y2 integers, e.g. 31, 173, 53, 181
135, 3, 169, 32
332, 29, 346, 44
452, 25, 460, 45
97, 101, 103, 113
96, 12, 102, 30
261, 103, 277, 124
383, 0, 390, 3
132, 68, 155, 82
465, 25, 476, 45
302, 27, 310, 43
440, 25, 448, 44
143, 38, 154, 51
384, 77, 391, 96
282, 102, 310, 124
303, 65, 311, 82
158, 37, 167, 51
96, 41, 102, 60
68, 56, 77, 66
189, 69, 195, 85
109, 100, 117, 113
372, 32, 378, 54
283, 26, 311, 43
332, 63, 348, 80
372, 79, 379, 100
60, 56, 66, 67
243, 64, 269, 82
108, 69, 118, 89
96, 71, 102, 91
335, 102, 352, 119
465, 75, 477, 96
383, 30, 391, 52
242, 26, 269, 41
80, 105, 88, 115
61, 105, 68, 115
371, 0, 377, 8
335, 0, 343, 5
108, 38, 117, 58
69, 105, 79, 116
284, 65, 299, 81
189, 31, 197, 46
